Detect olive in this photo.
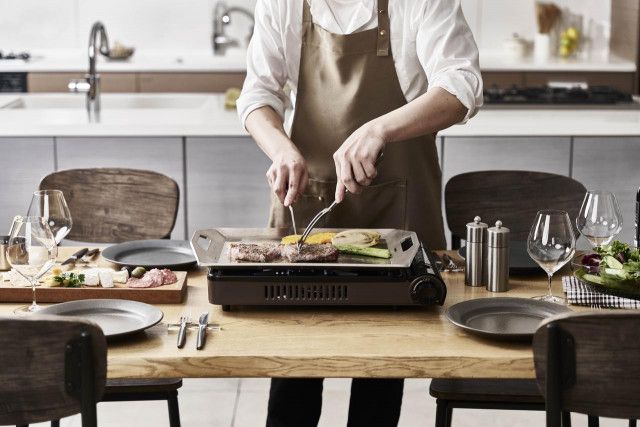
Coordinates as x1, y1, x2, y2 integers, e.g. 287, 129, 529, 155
131, 267, 146, 278
62, 279, 70, 287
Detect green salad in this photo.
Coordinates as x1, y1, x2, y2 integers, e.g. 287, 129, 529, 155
577, 241, 640, 288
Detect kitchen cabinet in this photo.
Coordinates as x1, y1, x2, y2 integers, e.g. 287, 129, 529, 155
525, 72, 635, 93
28, 73, 137, 93
0, 138, 55, 229
55, 137, 186, 239
482, 72, 525, 89
138, 73, 246, 93
572, 137, 640, 244
186, 137, 271, 234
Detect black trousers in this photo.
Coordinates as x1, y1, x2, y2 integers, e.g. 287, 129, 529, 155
266, 378, 404, 427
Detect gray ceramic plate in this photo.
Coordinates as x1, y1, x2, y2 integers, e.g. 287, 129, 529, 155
459, 241, 540, 275
39, 299, 164, 338
102, 240, 197, 269
446, 297, 569, 341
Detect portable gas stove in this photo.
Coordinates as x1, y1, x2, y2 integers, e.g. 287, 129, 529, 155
191, 228, 446, 311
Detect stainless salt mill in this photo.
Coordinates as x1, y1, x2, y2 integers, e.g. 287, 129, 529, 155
486, 220, 510, 292
465, 216, 487, 287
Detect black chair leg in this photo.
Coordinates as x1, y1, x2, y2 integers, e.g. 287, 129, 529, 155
561, 412, 571, 427
629, 420, 637, 427
51, 421, 60, 427
434, 399, 451, 427
167, 390, 181, 427
588, 416, 599, 427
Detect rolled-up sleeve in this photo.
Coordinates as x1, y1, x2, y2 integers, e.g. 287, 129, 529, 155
236, 0, 289, 128
416, 0, 483, 123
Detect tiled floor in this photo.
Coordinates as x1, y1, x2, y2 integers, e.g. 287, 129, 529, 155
33, 378, 630, 427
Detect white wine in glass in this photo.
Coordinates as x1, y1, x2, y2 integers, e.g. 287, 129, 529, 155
527, 210, 576, 304
27, 189, 72, 245
576, 191, 622, 247
6, 216, 58, 313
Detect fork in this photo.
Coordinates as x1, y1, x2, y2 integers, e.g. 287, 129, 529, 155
176, 312, 190, 349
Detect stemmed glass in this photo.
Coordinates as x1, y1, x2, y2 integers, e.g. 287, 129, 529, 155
527, 210, 576, 303
27, 190, 72, 245
576, 191, 622, 247
6, 216, 58, 313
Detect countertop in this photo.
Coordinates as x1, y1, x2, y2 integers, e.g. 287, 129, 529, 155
0, 49, 635, 74
1, 93, 640, 138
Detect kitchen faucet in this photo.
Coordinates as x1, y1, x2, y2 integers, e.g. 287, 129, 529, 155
68, 21, 110, 118
212, 2, 254, 55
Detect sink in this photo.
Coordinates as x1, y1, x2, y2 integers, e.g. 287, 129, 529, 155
0, 94, 210, 110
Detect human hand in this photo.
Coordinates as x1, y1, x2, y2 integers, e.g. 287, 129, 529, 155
333, 122, 386, 202
266, 148, 309, 207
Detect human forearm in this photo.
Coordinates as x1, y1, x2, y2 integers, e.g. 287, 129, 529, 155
245, 106, 308, 207
371, 87, 468, 144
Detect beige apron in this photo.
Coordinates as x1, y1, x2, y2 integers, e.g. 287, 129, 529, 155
269, 0, 446, 249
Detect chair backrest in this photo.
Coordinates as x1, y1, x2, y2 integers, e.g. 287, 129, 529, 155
533, 312, 640, 426
0, 315, 107, 425
40, 168, 180, 243
445, 171, 586, 243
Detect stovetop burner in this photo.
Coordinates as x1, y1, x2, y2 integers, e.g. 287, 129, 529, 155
0, 51, 31, 61
484, 85, 633, 105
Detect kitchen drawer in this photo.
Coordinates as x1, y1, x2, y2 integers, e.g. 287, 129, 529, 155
55, 137, 186, 239
481, 72, 525, 89
186, 137, 271, 234
572, 137, 640, 244
524, 72, 635, 93
28, 73, 137, 93
0, 138, 55, 229
138, 72, 246, 93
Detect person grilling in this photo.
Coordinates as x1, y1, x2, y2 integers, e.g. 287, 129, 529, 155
236, 0, 483, 425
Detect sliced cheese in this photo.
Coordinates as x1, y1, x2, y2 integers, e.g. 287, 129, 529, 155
98, 270, 114, 288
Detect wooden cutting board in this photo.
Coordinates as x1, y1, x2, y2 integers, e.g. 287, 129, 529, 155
0, 271, 187, 304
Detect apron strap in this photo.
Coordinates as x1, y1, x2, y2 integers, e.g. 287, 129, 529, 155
376, 0, 390, 56
302, 0, 312, 23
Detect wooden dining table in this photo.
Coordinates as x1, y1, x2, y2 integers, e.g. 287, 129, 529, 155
0, 247, 590, 380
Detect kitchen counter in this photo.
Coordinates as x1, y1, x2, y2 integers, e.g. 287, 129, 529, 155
0, 49, 635, 74
2, 93, 640, 137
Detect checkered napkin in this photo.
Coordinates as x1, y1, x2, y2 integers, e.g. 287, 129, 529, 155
562, 276, 640, 309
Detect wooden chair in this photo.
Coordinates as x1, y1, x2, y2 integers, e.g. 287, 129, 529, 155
534, 312, 640, 427
0, 316, 106, 427
430, 171, 587, 427
40, 168, 180, 243
444, 170, 586, 248
40, 168, 182, 427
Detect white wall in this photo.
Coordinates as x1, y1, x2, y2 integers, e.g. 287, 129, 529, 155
0, 0, 612, 56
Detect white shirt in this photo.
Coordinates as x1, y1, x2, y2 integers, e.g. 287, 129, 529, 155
237, 0, 483, 130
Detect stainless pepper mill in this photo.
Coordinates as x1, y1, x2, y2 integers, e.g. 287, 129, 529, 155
465, 216, 487, 287
486, 220, 510, 292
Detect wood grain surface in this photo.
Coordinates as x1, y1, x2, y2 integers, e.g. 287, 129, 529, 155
40, 168, 179, 243
0, 247, 597, 380
445, 171, 586, 242
0, 271, 187, 304
0, 315, 106, 425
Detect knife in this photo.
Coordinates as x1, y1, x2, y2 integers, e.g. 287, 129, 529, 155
83, 248, 100, 260
61, 248, 89, 266
196, 312, 209, 350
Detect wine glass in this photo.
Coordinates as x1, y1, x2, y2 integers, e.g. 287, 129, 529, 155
6, 216, 58, 313
27, 189, 72, 245
527, 210, 576, 303
576, 191, 622, 247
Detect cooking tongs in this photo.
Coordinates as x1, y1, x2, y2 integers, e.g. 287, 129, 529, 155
296, 152, 384, 250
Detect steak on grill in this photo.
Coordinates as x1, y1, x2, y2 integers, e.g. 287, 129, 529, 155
281, 243, 339, 263
230, 242, 282, 263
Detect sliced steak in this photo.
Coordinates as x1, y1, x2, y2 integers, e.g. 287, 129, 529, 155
127, 268, 164, 288
230, 242, 282, 263
281, 243, 339, 263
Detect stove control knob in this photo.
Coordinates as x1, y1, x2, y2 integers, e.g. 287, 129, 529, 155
410, 276, 445, 305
